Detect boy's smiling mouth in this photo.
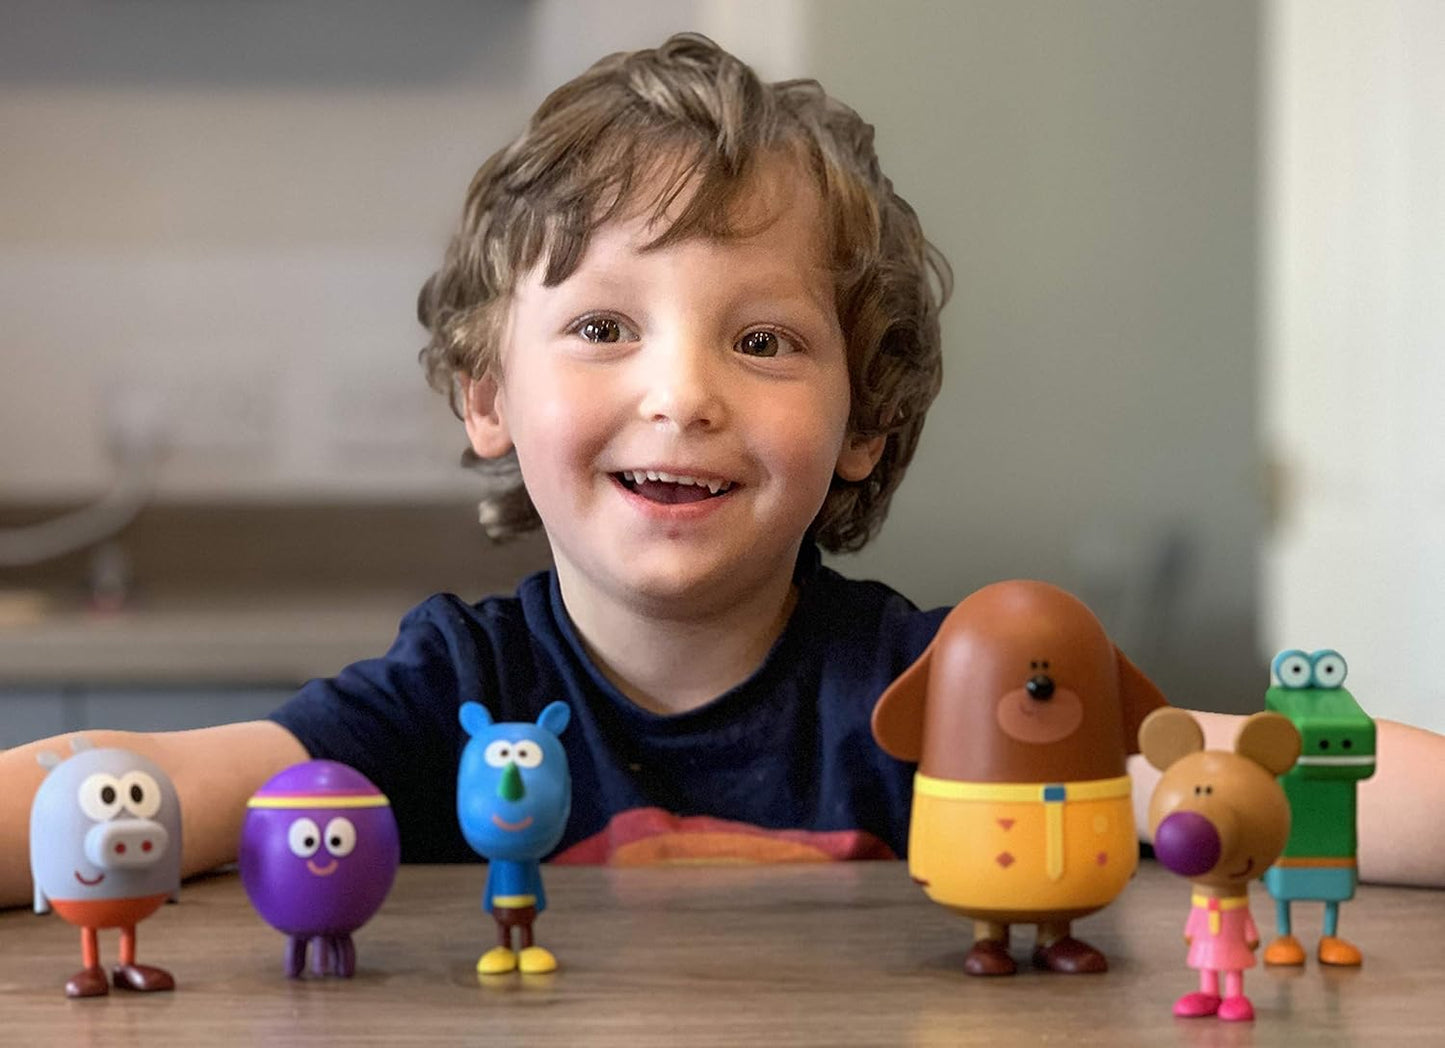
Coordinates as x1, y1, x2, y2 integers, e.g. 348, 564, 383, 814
614, 469, 736, 505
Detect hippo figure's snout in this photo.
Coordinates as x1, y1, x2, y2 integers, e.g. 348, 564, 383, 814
85, 819, 169, 870
1154, 810, 1224, 878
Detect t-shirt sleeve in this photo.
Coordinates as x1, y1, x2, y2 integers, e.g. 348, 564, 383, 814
268, 597, 478, 862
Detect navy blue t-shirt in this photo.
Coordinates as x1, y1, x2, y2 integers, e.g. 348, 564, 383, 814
270, 544, 946, 864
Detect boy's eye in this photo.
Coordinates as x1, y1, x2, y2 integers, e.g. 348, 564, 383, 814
573, 316, 633, 344
736, 329, 790, 357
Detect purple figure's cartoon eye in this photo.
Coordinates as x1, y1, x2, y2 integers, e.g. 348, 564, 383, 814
513, 742, 543, 769
78, 773, 124, 821
483, 741, 514, 768
287, 817, 322, 858
118, 771, 162, 818
324, 817, 356, 857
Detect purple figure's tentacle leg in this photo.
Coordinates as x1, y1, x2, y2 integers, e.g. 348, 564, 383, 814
285, 936, 307, 978
311, 936, 330, 976
336, 934, 356, 978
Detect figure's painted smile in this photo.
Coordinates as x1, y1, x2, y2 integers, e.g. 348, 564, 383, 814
306, 858, 339, 876
492, 814, 535, 833
73, 870, 105, 887
1227, 857, 1255, 879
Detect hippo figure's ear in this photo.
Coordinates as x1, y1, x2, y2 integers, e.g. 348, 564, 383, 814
537, 701, 571, 737
459, 702, 494, 738
1139, 707, 1204, 772
1235, 711, 1302, 776
36, 750, 62, 772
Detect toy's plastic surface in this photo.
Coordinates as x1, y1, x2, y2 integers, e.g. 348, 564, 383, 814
1141, 708, 1301, 1022
457, 700, 572, 976
239, 760, 400, 978
29, 739, 182, 997
1262, 648, 1376, 967
871, 580, 1167, 976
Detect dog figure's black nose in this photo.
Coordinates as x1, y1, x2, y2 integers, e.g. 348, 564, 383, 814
1026, 675, 1055, 701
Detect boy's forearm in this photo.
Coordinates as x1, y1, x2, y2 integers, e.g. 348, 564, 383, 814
0, 720, 308, 910
1130, 710, 1445, 889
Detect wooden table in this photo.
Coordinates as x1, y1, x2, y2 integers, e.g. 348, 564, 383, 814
0, 861, 1438, 1046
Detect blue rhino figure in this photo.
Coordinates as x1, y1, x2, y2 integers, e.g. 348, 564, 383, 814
457, 700, 571, 975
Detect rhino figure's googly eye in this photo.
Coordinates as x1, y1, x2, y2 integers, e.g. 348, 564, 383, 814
287, 817, 322, 858
118, 771, 162, 819
1310, 650, 1348, 689
78, 773, 125, 821
513, 741, 544, 769
324, 817, 357, 857
483, 740, 515, 768
1272, 650, 1313, 689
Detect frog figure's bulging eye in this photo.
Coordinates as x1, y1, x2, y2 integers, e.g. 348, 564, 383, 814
1272, 650, 1312, 689
1310, 650, 1348, 690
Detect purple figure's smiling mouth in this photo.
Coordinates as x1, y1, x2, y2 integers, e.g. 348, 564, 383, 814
492, 814, 534, 832
306, 859, 338, 876
73, 870, 105, 887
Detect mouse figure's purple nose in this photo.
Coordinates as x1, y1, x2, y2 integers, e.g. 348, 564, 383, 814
1154, 810, 1220, 878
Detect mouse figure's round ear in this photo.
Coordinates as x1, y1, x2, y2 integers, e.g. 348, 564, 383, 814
1139, 707, 1205, 772
1235, 711, 1302, 776
459, 701, 494, 738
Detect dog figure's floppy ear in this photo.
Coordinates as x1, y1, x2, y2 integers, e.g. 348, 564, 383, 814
1117, 648, 1170, 755
872, 644, 933, 761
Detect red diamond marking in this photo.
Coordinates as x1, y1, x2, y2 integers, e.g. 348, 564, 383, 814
997, 818, 1016, 831
1096, 852, 1108, 866
996, 852, 1015, 869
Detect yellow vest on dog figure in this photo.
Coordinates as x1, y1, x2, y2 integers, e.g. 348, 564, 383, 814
872, 580, 1167, 976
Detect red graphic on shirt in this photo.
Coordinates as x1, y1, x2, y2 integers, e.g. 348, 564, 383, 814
552, 807, 896, 865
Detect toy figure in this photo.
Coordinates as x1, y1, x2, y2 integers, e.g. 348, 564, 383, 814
239, 760, 400, 978
1140, 708, 1301, 1022
457, 701, 572, 976
29, 739, 182, 998
871, 581, 1167, 975
1262, 648, 1376, 967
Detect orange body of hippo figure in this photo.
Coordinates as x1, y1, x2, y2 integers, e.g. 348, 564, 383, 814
871, 580, 1168, 976
1140, 708, 1301, 1022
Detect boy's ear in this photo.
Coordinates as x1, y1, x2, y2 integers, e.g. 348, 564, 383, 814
460, 373, 514, 459
836, 433, 886, 482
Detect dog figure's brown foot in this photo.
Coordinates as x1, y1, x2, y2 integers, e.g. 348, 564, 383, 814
65, 966, 110, 998
112, 963, 175, 992
963, 939, 1017, 976
1032, 936, 1108, 973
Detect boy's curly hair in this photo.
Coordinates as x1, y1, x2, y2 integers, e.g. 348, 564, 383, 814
417, 33, 949, 552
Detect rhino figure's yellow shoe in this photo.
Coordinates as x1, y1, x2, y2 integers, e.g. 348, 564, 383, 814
1319, 936, 1363, 967
1263, 934, 1306, 966
477, 947, 518, 975
518, 946, 558, 974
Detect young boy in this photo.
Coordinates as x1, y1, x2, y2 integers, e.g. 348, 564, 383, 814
1, 34, 1441, 905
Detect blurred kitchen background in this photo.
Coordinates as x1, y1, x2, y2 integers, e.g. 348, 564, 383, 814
3, 0, 1441, 745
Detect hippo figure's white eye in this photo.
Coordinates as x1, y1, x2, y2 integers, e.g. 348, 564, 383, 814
1310, 650, 1348, 689
483, 740, 514, 768
78, 774, 124, 821
118, 771, 162, 819
324, 817, 356, 857
513, 741, 544, 769
1272, 650, 1312, 689
288, 817, 322, 858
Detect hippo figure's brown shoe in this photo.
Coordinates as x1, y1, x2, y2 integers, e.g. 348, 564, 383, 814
1032, 936, 1109, 973
112, 963, 176, 992
65, 966, 110, 998
963, 938, 1017, 976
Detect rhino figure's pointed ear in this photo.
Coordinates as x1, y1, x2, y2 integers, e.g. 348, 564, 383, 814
36, 750, 62, 772
537, 701, 571, 737
459, 702, 494, 737
70, 735, 94, 754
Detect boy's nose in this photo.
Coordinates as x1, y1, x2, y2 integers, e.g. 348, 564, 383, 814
636, 340, 725, 431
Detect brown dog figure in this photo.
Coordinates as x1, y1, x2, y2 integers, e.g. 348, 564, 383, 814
871, 580, 1168, 975
1140, 708, 1301, 1022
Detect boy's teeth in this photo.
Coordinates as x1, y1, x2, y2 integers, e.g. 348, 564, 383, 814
620, 470, 732, 494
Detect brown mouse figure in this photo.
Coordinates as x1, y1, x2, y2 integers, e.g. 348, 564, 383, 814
1140, 707, 1301, 1022
872, 580, 1168, 976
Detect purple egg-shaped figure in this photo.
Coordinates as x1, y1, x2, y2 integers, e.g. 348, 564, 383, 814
239, 760, 399, 978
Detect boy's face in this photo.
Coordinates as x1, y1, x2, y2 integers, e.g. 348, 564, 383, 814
464, 164, 881, 619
